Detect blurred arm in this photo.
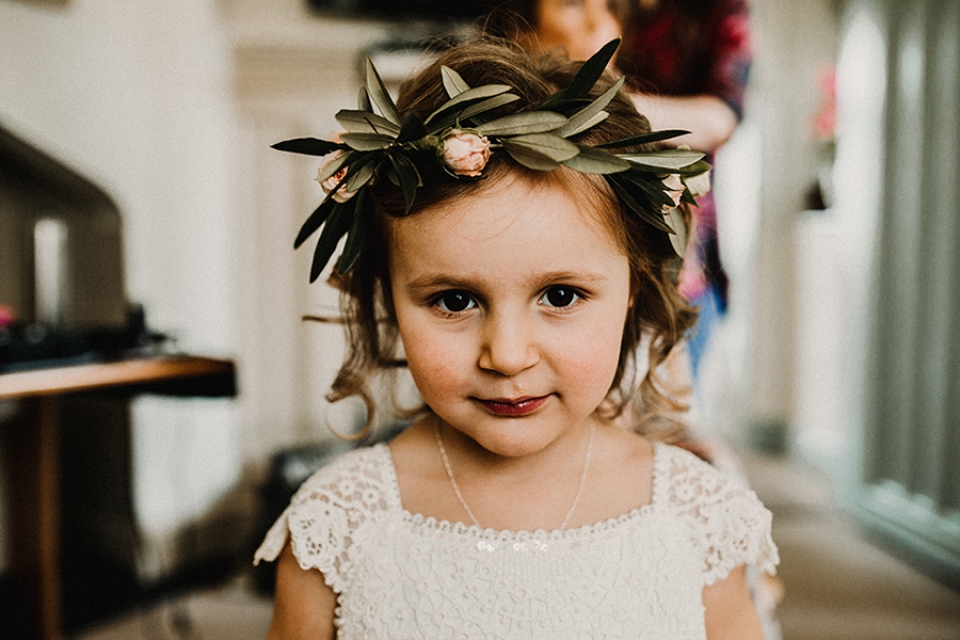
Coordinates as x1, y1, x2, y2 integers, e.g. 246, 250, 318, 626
702, 564, 766, 640
630, 93, 739, 154
267, 541, 337, 640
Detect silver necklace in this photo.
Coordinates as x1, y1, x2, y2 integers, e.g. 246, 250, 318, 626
434, 420, 595, 530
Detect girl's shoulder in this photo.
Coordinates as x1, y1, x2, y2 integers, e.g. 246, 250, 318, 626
252, 444, 401, 584
652, 441, 757, 511
291, 443, 399, 508
653, 442, 780, 584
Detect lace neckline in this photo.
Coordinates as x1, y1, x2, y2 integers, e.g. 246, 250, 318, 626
376, 440, 666, 538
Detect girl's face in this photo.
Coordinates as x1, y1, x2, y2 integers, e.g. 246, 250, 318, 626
533, 0, 623, 63
389, 175, 632, 459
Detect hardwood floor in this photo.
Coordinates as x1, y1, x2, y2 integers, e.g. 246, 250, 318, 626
744, 453, 960, 640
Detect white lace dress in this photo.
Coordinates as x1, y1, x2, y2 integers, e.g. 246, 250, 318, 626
255, 441, 778, 639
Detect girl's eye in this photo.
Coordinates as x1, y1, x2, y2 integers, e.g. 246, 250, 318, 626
540, 286, 580, 308
435, 290, 476, 313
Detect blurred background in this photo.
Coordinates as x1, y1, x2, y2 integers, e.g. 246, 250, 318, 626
0, 0, 958, 639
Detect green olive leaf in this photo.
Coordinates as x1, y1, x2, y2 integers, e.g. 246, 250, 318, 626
505, 133, 579, 162
336, 110, 402, 135
341, 132, 396, 151
344, 158, 377, 191
539, 39, 620, 111
357, 86, 371, 112
428, 93, 520, 133
390, 153, 422, 214
338, 189, 371, 274
476, 111, 568, 136
557, 111, 609, 139
606, 175, 675, 234
271, 137, 344, 156
561, 145, 630, 174
294, 197, 336, 249
309, 202, 352, 282
458, 93, 520, 123
664, 206, 687, 256
620, 148, 706, 171
365, 57, 402, 126
441, 65, 471, 98
501, 140, 561, 171
556, 77, 623, 138
619, 169, 679, 210
395, 111, 429, 144
425, 84, 513, 127
596, 129, 691, 149
675, 159, 712, 175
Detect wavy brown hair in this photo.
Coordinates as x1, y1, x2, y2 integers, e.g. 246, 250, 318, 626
322, 38, 697, 439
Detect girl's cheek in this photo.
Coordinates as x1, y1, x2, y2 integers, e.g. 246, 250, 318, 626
561, 328, 623, 379
403, 328, 469, 382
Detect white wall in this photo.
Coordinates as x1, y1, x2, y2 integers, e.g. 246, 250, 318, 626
0, 2, 238, 352
692, 0, 842, 452
0, 0, 241, 574
739, 0, 840, 442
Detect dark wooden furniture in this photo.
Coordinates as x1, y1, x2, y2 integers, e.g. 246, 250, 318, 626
0, 356, 236, 640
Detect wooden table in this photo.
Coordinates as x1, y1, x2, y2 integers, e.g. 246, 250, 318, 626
0, 356, 236, 640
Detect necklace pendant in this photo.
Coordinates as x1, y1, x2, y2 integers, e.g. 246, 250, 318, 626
511, 539, 549, 553
477, 539, 498, 552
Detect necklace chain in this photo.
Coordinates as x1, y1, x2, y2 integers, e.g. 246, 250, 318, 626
434, 421, 595, 531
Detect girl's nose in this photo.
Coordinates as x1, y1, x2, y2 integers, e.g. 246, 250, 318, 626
477, 310, 540, 376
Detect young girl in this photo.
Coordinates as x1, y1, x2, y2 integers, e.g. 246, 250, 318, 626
254, 39, 777, 640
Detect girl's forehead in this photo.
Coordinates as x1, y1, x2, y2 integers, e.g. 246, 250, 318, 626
387, 173, 629, 279
389, 171, 624, 250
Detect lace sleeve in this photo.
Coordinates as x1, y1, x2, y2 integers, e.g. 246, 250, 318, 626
252, 445, 395, 593
659, 445, 780, 586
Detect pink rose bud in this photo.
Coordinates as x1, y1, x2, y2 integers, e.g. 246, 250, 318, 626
440, 130, 491, 177
317, 154, 356, 204
661, 173, 686, 210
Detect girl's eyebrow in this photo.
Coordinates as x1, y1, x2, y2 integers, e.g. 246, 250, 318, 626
403, 270, 608, 293
403, 274, 476, 293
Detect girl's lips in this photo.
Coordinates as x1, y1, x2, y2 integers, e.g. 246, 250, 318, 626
474, 395, 549, 417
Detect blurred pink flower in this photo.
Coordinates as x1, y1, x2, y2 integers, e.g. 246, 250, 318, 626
317, 153, 356, 203
812, 65, 836, 142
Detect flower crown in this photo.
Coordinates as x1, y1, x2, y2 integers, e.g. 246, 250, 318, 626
273, 40, 711, 282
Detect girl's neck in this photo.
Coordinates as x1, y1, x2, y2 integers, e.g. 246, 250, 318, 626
389, 416, 656, 531
435, 419, 594, 530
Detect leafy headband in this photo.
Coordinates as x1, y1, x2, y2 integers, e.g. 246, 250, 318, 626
273, 40, 711, 282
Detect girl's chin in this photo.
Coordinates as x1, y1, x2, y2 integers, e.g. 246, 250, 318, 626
437, 415, 589, 460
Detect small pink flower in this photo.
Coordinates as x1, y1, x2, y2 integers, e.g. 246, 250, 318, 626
440, 129, 491, 177
317, 153, 356, 203
661, 173, 686, 210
